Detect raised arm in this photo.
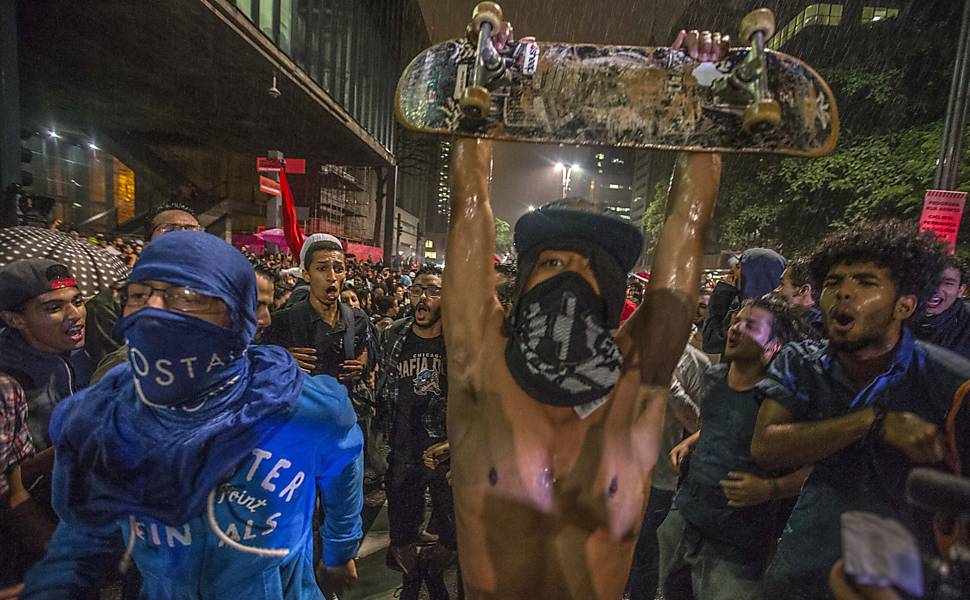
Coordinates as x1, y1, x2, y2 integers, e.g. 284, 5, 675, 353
442, 138, 503, 374
620, 153, 721, 387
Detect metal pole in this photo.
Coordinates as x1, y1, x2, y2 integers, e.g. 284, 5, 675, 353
264, 150, 283, 253
0, 0, 21, 227
935, 0, 970, 190
265, 150, 283, 230
382, 166, 397, 264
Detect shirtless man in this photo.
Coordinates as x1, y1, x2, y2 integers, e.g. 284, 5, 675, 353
443, 35, 723, 598
445, 141, 720, 598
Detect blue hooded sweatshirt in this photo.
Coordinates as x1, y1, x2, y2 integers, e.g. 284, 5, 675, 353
24, 232, 363, 599
738, 248, 786, 301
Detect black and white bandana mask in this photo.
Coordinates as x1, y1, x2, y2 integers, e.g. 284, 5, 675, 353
505, 271, 622, 413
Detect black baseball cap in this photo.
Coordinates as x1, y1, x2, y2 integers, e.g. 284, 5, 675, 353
0, 259, 79, 311
514, 207, 644, 273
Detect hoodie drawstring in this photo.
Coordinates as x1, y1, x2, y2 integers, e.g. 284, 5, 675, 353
119, 515, 137, 574
118, 488, 289, 574
206, 488, 289, 558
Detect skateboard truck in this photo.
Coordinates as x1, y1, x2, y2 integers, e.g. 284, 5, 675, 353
460, 2, 505, 119
714, 8, 782, 134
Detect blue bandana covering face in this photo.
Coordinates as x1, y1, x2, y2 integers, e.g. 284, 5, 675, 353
52, 232, 304, 527
117, 308, 246, 410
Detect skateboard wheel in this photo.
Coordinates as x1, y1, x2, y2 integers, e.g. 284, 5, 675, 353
472, 2, 503, 33
740, 8, 775, 44
460, 85, 491, 119
742, 99, 782, 134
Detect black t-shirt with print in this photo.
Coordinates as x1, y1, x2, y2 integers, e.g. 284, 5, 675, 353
391, 331, 447, 462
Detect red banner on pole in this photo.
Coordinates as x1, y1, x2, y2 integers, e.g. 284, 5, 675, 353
919, 189, 967, 254
279, 170, 304, 257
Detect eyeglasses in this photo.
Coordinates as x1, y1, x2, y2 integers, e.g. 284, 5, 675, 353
153, 223, 203, 235
409, 285, 442, 299
122, 283, 221, 313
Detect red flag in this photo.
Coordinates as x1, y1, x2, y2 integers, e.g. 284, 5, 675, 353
279, 169, 304, 256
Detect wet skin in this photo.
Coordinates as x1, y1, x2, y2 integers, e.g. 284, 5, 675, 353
444, 137, 720, 600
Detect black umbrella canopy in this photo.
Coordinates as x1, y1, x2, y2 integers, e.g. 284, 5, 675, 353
0, 226, 130, 297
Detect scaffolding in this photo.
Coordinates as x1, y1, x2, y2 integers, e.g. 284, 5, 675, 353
306, 164, 371, 242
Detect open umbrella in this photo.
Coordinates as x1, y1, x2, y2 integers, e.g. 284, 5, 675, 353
0, 226, 130, 297
254, 227, 289, 248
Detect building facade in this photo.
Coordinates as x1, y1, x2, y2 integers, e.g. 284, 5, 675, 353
4, 0, 436, 258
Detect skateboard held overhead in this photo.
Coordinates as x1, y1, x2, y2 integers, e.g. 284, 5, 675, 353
396, 3, 839, 157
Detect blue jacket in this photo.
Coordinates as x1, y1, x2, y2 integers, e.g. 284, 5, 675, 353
24, 373, 363, 600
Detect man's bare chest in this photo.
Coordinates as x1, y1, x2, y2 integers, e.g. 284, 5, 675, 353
450, 378, 658, 539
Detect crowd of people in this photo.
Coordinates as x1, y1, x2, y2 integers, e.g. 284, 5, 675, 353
1, 142, 968, 600
1, 33, 969, 600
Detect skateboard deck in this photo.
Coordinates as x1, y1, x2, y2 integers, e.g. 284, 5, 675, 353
396, 39, 839, 157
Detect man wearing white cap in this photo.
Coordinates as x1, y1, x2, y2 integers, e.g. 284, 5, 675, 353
262, 234, 373, 387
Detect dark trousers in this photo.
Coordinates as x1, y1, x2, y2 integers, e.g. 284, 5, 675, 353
386, 459, 457, 600
628, 487, 676, 600
386, 459, 456, 549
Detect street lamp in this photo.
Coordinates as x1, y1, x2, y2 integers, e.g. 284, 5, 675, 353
555, 163, 580, 198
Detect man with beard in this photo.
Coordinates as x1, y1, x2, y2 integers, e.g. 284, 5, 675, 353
376, 266, 455, 599
442, 29, 726, 598
262, 234, 373, 386
22, 231, 363, 599
656, 298, 810, 599
751, 221, 970, 599
913, 254, 970, 358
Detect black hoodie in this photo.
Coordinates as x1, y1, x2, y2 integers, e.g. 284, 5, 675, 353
0, 327, 92, 449
913, 299, 970, 360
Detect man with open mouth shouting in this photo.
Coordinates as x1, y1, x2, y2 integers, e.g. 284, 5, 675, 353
22, 231, 364, 599
751, 220, 970, 599
913, 254, 970, 359
0, 259, 89, 584
261, 233, 374, 389
0, 259, 90, 450
376, 265, 455, 599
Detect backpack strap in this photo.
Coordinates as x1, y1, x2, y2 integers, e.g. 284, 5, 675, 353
339, 302, 356, 361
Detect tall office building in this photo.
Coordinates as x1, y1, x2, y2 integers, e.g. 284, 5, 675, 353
590, 148, 635, 220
